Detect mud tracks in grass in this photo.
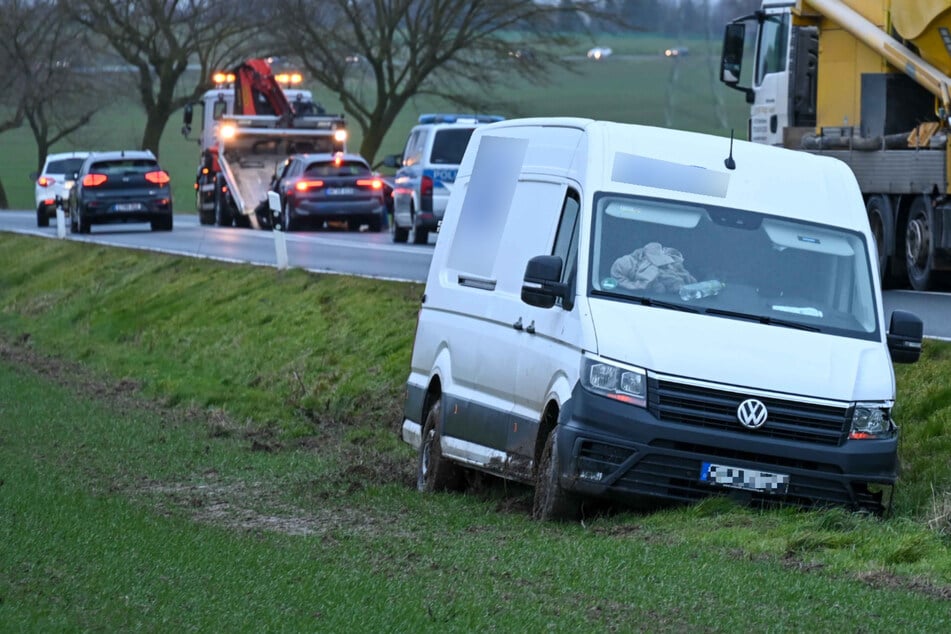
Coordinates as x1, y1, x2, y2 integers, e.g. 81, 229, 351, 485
0, 334, 413, 539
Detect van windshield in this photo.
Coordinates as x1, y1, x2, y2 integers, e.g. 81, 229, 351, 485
589, 193, 879, 340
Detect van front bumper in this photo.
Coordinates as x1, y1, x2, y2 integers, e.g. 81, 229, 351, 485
556, 384, 897, 513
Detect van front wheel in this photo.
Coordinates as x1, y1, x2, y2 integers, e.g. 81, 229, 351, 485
532, 430, 580, 521
417, 398, 464, 492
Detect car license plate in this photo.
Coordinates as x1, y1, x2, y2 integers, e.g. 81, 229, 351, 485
325, 187, 355, 196
700, 462, 789, 494
113, 202, 143, 212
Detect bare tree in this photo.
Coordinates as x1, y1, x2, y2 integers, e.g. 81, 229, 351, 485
65, 0, 268, 157
271, 0, 603, 161
0, 1, 29, 207
0, 1, 117, 176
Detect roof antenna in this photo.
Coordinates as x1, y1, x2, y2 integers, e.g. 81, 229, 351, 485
724, 129, 736, 170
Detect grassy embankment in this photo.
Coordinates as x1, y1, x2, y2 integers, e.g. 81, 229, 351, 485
1, 234, 950, 630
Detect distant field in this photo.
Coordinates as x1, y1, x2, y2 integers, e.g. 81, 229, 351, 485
0, 35, 749, 212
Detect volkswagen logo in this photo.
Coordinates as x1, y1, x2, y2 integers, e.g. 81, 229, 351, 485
737, 398, 768, 429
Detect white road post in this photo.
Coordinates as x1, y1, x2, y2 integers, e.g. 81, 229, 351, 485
269, 191, 289, 270
55, 199, 66, 238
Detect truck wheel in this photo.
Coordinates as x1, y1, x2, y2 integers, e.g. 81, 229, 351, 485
392, 223, 408, 243
37, 204, 50, 228
866, 196, 892, 284
905, 197, 936, 291
532, 430, 580, 521
417, 398, 464, 492
214, 175, 233, 227
197, 187, 214, 225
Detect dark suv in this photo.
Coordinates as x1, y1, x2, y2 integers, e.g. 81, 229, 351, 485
68, 150, 173, 234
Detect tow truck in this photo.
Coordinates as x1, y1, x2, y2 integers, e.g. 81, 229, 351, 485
182, 58, 348, 228
720, 0, 951, 290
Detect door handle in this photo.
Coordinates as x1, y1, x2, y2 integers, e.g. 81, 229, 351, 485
513, 317, 523, 331
526, 320, 535, 334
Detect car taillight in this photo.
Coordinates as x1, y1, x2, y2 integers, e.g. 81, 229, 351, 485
420, 174, 433, 211
145, 170, 170, 185
356, 178, 383, 190
38, 176, 55, 187
82, 173, 108, 187
295, 179, 324, 192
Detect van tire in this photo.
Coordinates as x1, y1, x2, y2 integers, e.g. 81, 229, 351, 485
532, 430, 580, 521
417, 398, 464, 492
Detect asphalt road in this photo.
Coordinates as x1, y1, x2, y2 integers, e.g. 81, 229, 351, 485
0, 210, 434, 283
1, 209, 948, 340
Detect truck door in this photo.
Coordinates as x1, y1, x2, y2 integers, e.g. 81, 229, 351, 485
750, 7, 792, 146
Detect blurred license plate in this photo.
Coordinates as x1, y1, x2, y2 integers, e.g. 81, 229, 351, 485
113, 202, 143, 212
325, 187, 355, 196
700, 462, 789, 494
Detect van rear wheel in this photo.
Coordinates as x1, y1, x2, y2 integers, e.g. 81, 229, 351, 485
532, 430, 580, 521
417, 398, 464, 492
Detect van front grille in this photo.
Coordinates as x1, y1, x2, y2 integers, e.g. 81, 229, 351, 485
648, 377, 850, 446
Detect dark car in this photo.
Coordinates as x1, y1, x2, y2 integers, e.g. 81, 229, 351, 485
270, 152, 386, 232
68, 150, 173, 234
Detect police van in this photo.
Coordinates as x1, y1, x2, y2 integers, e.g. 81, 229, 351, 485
384, 114, 503, 244
400, 117, 923, 518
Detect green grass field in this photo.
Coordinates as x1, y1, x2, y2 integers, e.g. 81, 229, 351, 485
4, 36, 950, 629
0, 36, 749, 213
1, 234, 950, 630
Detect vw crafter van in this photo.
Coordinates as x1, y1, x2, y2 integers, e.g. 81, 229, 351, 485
400, 118, 923, 518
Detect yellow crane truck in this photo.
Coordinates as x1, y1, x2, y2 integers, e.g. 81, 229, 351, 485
720, 0, 951, 290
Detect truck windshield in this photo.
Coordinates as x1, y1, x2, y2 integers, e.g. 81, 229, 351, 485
589, 193, 879, 340
755, 12, 789, 85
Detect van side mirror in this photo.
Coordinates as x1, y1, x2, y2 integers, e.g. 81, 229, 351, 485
721, 22, 754, 104
887, 310, 923, 364
382, 154, 402, 168
522, 255, 572, 310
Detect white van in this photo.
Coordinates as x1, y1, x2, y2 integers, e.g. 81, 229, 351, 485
400, 118, 923, 519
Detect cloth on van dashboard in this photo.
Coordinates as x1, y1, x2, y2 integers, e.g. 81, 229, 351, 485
611, 242, 696, 292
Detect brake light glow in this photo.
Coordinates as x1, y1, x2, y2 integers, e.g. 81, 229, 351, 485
333, 153, 343, 167
295, 179, 324, 192
38, 176, 55, 187
421, 175, 433, 197
356, 178, 383, 190
145, 170, 171, 185
333, 128, 348, 143
82, 173, 108, 187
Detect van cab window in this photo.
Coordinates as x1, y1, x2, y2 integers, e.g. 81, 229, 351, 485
590, 193, 878, 340
552, 190, 581, 300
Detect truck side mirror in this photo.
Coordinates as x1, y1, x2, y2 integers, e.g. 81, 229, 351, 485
887, 310, 923, 364
522, 255, 572, 310
382, 154, 402, 169
721, 22, 754, 103
182, 103, 193, 137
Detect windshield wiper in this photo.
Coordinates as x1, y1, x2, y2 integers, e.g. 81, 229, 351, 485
593, 290, 701, 313
704, 308, 821, 331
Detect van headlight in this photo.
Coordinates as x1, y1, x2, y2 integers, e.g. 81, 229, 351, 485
581, 355, 647, 407
849, 403, 895, 439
